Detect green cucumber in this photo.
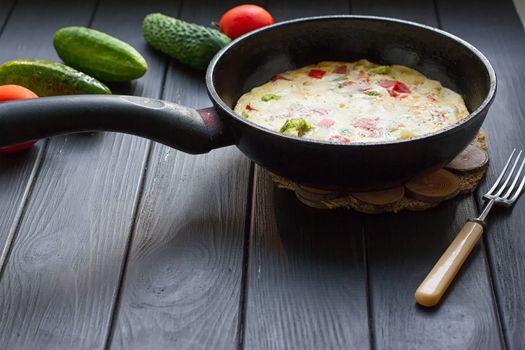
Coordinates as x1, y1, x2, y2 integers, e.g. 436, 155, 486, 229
142, 13, 231, 70
54, 26, 148, 82
0, 59, 111, 96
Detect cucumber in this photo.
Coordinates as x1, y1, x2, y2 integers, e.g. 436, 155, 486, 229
54, 26, 148, 82
142, 13, 231, 70
0, 59, 111, 96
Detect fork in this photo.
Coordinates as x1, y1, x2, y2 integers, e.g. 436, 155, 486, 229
415, 149, 525, 307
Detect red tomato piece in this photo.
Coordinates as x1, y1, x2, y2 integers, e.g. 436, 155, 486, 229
333, 65, 347, 74
308, 69, 326, 79
380, 80, 411, 94
219, 5, 275, 39
0, 85, 39, 153
393, 81, 411, 93
270, 74, 291, 82
246, 104, 256, 110
329, 135, 351, 143
387, 89, 399, 97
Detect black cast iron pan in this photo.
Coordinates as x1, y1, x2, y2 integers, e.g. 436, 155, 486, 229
0, 16, 496, 191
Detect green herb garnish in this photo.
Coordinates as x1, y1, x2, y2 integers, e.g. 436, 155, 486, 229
241, 111, 250, 119
332, 75, 349, 81
369, 65, 391, 75
261, 94, 281, 102
364, 91, 381, 96
279, 118, 313, 137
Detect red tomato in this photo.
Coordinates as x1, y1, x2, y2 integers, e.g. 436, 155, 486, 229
220, 5, 275, 39
0, 85, 39, 153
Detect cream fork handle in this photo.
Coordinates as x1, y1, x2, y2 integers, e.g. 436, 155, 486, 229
415, 221, 484, 307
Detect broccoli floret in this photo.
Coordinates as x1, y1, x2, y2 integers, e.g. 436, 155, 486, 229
279, 118, 313, 137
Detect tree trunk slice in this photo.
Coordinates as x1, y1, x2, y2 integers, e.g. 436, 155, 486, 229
405, 169, 460, 203
270, 130, 488, 213
351, 186, 405, 206
445, 144, 488, 173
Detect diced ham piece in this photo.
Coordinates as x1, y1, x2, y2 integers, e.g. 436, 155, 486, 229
353, 117, 379, 129
358, 70, 369, 80
308, 69, 326, 79
338, 80, 354, 87
380, 80, 396, 88
317, 118, 335, 128
311, 107, 329, 115
333, 65, 347, 74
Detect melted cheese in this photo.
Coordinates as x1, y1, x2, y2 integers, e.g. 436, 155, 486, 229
234, 60, 469, 143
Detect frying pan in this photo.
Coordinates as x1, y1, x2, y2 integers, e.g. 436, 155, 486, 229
0, 16, 496, 190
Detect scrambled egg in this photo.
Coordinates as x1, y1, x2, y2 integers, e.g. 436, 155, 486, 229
234, 60, 469, 143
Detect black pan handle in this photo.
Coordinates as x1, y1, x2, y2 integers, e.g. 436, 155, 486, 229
0, 95, 234, 154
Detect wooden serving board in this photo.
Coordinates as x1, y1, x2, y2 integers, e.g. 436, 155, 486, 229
272, 130, 488, 213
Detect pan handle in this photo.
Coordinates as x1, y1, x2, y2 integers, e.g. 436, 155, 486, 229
0, 95, 234, 154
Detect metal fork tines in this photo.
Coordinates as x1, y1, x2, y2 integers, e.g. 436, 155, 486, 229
477, 149, 525, 222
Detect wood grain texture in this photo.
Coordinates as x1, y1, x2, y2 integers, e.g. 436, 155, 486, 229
437, 0, 525, 348
351, 1, 504, 349
243, 2, 369, 349
245, 168, 369, 350
0, 0, 15, 31
108, 1, 256, 349
350, 1, 504, 349
0, 0, 98, 293
267, 0, 350, 21
0, 0, 48, 276
0, 0, 167, 348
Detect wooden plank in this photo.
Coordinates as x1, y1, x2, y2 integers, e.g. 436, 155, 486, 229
245, 169, 369, 350
437, 0, 525, 348
0, 0, 169, 348
0, 0, 47, 272
0, 0, 16, 31
243, 2, 369, 350
351, 1, 504, 349
267, 0, 350, 21
108, 1, 256, 349
352, 0, 435, 22
0, 0, 97, 281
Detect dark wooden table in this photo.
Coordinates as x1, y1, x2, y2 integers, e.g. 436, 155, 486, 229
1, 0, 524, 349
